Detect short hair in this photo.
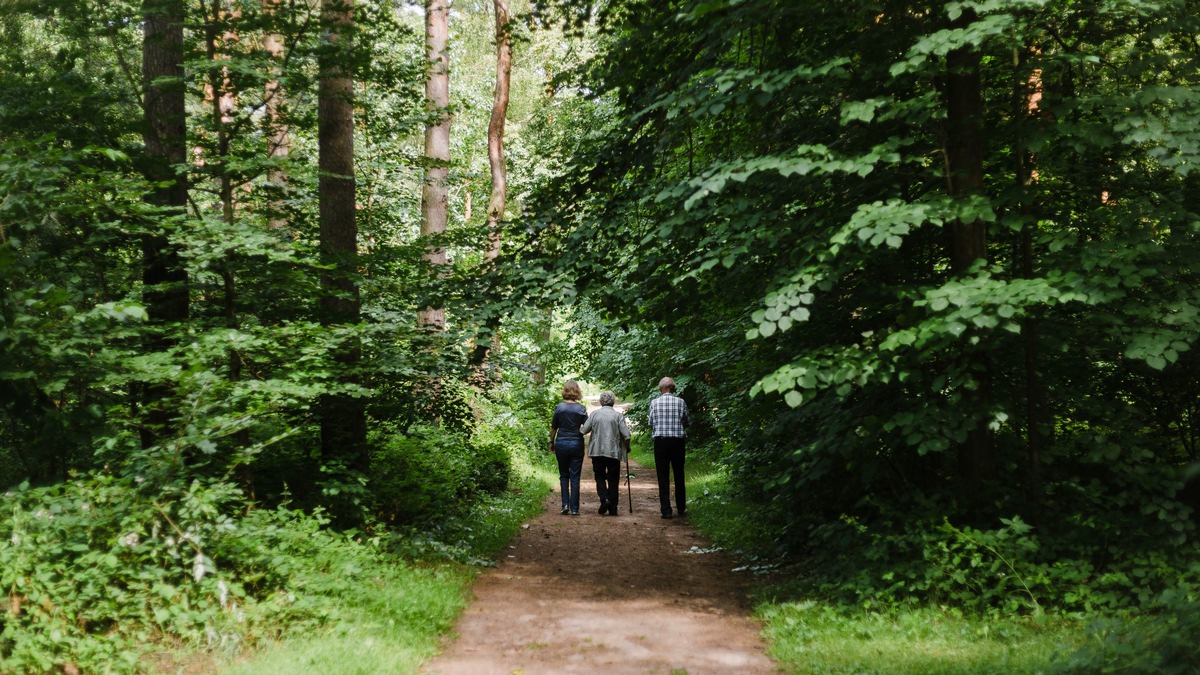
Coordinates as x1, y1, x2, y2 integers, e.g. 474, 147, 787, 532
562, 380, 582, 401
658, 376, 676, 393
599, 391, 616, 406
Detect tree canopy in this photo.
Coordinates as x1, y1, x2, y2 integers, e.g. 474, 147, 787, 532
513, 0, 1200, 608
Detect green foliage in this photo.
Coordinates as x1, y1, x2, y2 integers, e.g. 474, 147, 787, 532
686, 454, 1086, 674
1055, 573, 1200, 674
760, 601, 1078, 675
0, 474, 294, 672
370, 426, 483, 526
517, 0, 1200, 621
0, 459, 535, 673
470, 434, 514, 496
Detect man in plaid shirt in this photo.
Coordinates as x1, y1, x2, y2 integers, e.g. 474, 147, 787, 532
649, 376, 690, 519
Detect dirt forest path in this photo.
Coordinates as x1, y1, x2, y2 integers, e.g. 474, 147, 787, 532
422, 454, 777, 675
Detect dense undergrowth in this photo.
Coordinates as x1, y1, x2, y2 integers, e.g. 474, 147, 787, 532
0, 384, 555, 674
683, 457, 1200, 674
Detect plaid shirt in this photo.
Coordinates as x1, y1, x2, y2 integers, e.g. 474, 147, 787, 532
648, 392, 689, 438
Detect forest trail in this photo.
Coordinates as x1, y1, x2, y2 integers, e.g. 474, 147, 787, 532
422, 456, 776, 675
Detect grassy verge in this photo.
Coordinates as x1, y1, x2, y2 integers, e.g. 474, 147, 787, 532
683, 462, 1085, 674
760, 602, 1077, 674
217, 562, 471, 675
216, 453, 553, 674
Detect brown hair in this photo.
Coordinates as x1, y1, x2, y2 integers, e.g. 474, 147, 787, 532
561, 380, 582, 401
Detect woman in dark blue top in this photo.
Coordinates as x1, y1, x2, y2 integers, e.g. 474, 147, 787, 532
549, 380, 588, 515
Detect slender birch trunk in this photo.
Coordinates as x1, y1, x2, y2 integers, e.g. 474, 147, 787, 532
419, 0, 450, 330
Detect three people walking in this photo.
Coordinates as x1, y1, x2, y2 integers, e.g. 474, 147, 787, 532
550, 377, 688, 519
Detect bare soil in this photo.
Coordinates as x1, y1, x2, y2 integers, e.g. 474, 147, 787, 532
422, 456, 777, 675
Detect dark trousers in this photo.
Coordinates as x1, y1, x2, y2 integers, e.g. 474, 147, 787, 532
592, 456, 621, 511
653, 436, 686, 516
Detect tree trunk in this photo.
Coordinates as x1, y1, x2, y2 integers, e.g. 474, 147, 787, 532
943, 27, 996, 487
141, 0, 190, 447
944, 49, 987, 272
318, 0, 367, 475
469, 0, 512, 382
263, 0, 290, 231
419, 0, 450, 330
204, 1, 241, 342
1017, 49, 1050, 512
485, 0, 511, 263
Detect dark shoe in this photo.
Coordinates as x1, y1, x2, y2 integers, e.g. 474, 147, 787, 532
678, 509, 687, 518
661, 513, 673, 519
570, 510, 580, 516
598, 503, 609, 515
608, 507, 619, 517
561, 506, 570, 515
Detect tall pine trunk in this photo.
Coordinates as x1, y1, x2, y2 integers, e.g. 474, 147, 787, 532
943, 25, 997, 489
318, 0, 367, 476
263, 0, 290, 231
1017, 48, 1050, 512
141, 0, 189, 447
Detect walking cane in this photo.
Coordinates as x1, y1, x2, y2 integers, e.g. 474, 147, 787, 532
624, 439, 633, 513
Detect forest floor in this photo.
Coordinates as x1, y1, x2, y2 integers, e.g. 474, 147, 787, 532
421, 455, 777, 675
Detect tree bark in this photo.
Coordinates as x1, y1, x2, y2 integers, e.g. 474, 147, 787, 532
944, 48, 987, 273
1017, 49, 1050, 511
469, 0, 512, 381
263, 0, 290, 231
141, 0, 190, 447
943, 28, 997, 487
419, 0, 450, 330
485, 0, 511, 262
318, 0, 367, 475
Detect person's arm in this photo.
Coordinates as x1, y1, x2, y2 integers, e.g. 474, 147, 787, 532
549, 408, 558, 452
619, 416, 631, 457
681, 399, 690, 428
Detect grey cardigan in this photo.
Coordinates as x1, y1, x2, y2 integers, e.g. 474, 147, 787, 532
581, 405, 631, 460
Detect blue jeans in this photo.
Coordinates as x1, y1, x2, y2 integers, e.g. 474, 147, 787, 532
554, 438, 585, 513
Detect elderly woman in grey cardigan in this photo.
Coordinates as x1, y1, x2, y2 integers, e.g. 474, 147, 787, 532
581, 390, 632, 516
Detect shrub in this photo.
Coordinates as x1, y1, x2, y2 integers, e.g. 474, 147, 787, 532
469, 435, 511, 496
369, 425, 478, 524
0, 469, 473, 674
1055, 573, 1200, 674
1, 475, 258, 672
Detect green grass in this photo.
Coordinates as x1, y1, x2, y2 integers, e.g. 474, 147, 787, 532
761, 602, 1079, 674
216, 451, 554, 675
219, 563, 471, 675
680, 461, 1086, 675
